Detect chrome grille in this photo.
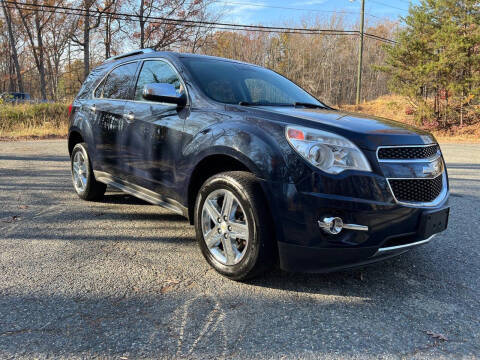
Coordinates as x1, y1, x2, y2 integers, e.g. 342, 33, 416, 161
378, 144, 448, 205
388, 175, 443, 203
378, 145, 440, 160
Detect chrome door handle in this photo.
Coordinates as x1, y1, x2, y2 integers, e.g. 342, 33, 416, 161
123, 112, 135, 122
88, 104, 96, 112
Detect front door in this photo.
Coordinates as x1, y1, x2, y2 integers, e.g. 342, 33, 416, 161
122, 59, 188, 200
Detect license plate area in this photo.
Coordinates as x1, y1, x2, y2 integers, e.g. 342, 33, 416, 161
419, 207, 449, 239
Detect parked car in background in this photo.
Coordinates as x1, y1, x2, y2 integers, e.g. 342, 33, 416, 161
68, 49, 449, 280
0, 92, 31, 103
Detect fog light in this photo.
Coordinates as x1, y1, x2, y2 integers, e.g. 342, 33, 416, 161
318, 217, 343, 235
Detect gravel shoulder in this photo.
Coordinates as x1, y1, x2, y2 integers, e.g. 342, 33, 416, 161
0, 141, 479, 359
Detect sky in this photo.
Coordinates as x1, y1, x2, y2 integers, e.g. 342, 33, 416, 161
217, 0, 420, 27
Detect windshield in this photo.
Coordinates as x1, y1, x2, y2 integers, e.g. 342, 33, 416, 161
180, 57, 326, 107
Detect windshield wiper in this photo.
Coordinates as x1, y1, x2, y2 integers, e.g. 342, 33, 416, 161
293, 102, 328, 109
238, 101, 328, 108
238, 101, 291, 106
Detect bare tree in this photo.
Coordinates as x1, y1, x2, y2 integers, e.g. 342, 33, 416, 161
130, 0, 210, 50
44, 7, 71, 100
101, 0, 125, 59
1, 0, 23, 92
186, 0, 222, 53
14, 0, 56, 100
70, 0, 114, 80
135, 0, 151, 49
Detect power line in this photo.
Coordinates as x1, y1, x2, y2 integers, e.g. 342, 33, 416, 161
2, 4, 355, 36
4, 0, 396, 44
4, 1, 356, 33
218, 1, 383, 19
369, 0, 409, 12
395, 0, 416, 5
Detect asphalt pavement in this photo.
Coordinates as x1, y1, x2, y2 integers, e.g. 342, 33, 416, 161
0, 140, 479, 359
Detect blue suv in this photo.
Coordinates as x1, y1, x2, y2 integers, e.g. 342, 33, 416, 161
68, 49, 449, 280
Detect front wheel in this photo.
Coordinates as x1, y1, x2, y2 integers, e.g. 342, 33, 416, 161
194, 171, 275, 280
71, 143, 106, 201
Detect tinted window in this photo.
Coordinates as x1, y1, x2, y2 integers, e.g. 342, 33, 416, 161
77, 66, 108, 99
244, 78, 291, 104
205, 79, 236, 103
180, 58, 324, 106
135, 60, 182, 101
101, 62, 138, 100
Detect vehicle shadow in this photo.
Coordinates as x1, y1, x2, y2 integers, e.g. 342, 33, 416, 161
102, 192, 151, 205
249, 253, 416, 295
0, 155, 68, 162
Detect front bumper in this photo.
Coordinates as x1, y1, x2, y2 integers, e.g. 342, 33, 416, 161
265, 179, 449, 273
278, 235, 437, 273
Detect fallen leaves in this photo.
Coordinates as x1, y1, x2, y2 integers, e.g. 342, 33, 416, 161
1, 215, 21, 223
1, 205, 29, 223
160, 280, 181, 294
426, 330, 448, 341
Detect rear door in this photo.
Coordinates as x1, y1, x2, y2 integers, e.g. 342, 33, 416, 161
90, 61, 139, 176
122, 59, 188, 199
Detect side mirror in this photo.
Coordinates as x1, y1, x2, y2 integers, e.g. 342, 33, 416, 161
142, 83, 187, 107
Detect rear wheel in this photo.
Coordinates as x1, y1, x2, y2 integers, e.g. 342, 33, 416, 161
194, 171, 275, 280
71, 143, 106, 201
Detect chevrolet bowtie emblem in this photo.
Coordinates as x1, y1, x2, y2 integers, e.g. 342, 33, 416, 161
423, 159, 441, 177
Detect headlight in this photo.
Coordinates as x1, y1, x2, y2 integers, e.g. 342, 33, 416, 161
285, 126, 371, 174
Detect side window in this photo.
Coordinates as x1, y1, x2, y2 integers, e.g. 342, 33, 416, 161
77, 69, 101, 99
244, 78, 292, 104
135, 60, 182, 101
102, 62, 138, 100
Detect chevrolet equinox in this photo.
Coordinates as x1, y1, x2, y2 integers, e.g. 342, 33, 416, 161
68, 49, 449, 280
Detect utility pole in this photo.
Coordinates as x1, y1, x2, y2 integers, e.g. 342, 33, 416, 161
356, 0, 365, 105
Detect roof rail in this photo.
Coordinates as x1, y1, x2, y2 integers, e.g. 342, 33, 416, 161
105, 48, 155, 63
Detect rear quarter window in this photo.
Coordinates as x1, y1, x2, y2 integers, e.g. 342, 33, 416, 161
94, 79, 105, 98
76, 65, 109, 100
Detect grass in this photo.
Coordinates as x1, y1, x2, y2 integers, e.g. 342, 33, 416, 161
339, 95, 480, 143
1, 122, 69, 140
0, 103, 69, 140
340, 95, 415, 124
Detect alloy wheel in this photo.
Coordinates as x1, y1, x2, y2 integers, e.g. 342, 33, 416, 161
72, 150, 88, 193
201, 189, 250, 265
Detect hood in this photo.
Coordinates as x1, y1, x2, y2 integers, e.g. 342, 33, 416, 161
246, 106, 435, 150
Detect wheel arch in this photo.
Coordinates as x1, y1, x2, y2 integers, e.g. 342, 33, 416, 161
186, 145, 285, 224
187, 152, 258, 224
68, 129, 84, 156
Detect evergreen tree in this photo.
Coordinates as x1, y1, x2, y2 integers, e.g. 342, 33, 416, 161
380, 0, 480, 126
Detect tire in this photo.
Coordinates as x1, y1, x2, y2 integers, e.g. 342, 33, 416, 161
194, 171, 275, 280
71, 143, 107, 201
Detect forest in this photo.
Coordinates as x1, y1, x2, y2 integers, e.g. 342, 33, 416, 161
0, 0, 479, 139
